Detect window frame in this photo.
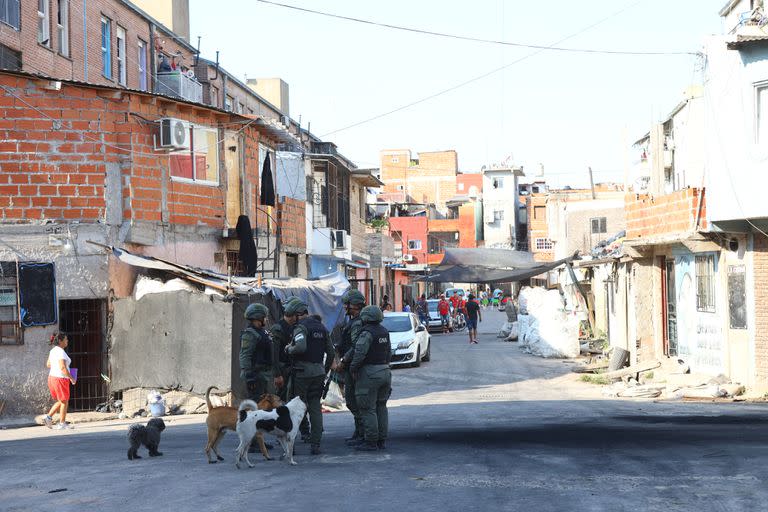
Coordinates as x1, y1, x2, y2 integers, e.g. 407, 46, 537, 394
56, 0, 68, 57
755, 81, 768, 145
493, 210, 504, 221
407, 239, 422, 251
100, 16, 112, 79
37, 0, 50, 46
0, 262, 22, 346
116, 25, 126, 86
492, 177, 504, 189
535, 238, 553, 251
224, 95, 234, 112
169, 125, 220, 186
0, 0, 20, 29
590, 216, 607, 234
695, 253, 717, 313
137, 39, 147, 91
533, 205, 545, 220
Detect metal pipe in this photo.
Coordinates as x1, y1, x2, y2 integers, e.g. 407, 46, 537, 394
149, 23, 156, 92
82, 0, 87, 81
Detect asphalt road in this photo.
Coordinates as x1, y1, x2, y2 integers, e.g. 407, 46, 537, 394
3, 308, 768, 511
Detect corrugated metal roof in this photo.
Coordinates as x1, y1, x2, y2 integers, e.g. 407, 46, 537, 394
727, 34, 768, 49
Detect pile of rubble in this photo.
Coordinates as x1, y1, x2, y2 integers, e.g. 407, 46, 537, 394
574, 354, 747, 401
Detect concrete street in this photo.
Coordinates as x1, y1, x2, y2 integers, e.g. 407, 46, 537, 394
3, 308, 768, 511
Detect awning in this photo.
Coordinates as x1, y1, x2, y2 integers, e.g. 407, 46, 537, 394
345, 259, 370, 269
97, 244, 350, 331
414, 248, 574, 283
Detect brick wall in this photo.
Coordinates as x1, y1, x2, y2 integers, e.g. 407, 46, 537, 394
457, 173, 482, 195
380, 149, 458, 209
0, 0, 191, 92
0, 72, 279, 231
755, 234, 768, 385
625, 188, 707, 239
278, 196, 306, 252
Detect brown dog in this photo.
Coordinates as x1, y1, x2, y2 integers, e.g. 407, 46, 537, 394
204, 386, 283, 463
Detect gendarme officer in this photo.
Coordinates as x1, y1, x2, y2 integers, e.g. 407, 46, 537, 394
239, 303, 275, 400
285, 300, 335, 455
269, 296, 301, 401
350, 305, 392, 451
336, 289, 367, 445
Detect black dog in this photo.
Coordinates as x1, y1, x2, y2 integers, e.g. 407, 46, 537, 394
127, 418, 166, 460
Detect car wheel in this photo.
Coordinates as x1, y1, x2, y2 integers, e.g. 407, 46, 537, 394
413, 346, 421, 367
422, 339, 431, 362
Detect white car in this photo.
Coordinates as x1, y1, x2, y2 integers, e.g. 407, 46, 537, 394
382, 312, 431, 367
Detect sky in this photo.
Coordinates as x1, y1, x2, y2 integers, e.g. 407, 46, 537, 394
189, 0, 725, 188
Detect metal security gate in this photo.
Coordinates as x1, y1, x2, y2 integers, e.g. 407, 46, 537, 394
59, 299, 108, 411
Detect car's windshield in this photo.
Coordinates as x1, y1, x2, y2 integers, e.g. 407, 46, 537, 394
382, 316, 413, 333
427, 300, 439, 312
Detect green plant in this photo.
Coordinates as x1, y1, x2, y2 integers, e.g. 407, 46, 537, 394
369, 218, 388, 232
580, 374, 610, 385
644, 371, 654, 380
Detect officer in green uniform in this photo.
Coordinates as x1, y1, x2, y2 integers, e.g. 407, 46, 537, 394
285, 300, 335, 455
350, 305, 392, 451
269, 297, 301, 401
238, 303, 275, 401
335, 289, 367, 445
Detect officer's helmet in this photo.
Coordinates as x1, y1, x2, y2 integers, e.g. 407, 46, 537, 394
244, 303, 269, 321
343, 290, 366, 307
284, 299, 308, 316
360, 305, 383, 324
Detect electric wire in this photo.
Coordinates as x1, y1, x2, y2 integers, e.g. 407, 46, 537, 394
320, 0, 670, 137
254, 0, 695, 56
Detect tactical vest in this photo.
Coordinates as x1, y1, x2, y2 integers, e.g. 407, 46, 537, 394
360, 323, 391, 366
340, 316, 363, 353
276, 319, 294, 363
245, 326, 272, 366
292, 317, 327, 364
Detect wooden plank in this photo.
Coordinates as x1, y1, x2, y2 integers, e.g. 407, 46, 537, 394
601, 360, 660, 380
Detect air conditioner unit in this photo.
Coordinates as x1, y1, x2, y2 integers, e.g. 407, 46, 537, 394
333, 230, 347, 250
402, 254, 414, 262
158, 118, 190, 150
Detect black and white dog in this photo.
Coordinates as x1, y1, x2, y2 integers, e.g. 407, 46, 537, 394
234, 396, 307, 468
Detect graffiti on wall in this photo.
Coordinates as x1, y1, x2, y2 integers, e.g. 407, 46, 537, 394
674, 253, 724, 374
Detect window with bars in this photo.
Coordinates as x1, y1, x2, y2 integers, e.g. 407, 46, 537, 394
590, 217, 607, 234
225, 250, 245, 276
0, 262, 21, 345
535, 238, 553, 251
695, 253, 716, 312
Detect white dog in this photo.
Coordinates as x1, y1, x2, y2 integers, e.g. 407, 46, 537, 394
234, 396, 307, 468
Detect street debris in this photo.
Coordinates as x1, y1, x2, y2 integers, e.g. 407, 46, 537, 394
516, 287, 580, 358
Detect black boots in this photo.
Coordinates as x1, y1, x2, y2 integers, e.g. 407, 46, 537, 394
376, 440, 386, 450
310, 444, 321, 455
355, 441, 379, 451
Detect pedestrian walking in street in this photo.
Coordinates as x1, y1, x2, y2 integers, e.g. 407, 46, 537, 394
350, 305, 392, 451
336, 290, 367, 446
285, 300, 335, 455
416, 294, 429, 326
43, 332, 76, 430
438, 295, 451, 333
269, 296, 302, 401
464, 294, 482, 344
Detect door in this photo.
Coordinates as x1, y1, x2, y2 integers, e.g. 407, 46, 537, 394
662, 259, 678, 356
59, 299, 107, 411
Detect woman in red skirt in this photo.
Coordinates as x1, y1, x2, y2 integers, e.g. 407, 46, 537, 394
43, 333, 76, 430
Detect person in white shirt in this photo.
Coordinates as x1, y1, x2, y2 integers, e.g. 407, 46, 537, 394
43, 333, 76, 430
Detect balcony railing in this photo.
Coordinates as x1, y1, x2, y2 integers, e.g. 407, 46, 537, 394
155, 71, 203, 104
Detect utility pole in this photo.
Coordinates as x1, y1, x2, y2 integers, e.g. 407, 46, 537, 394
588, 166, 596, 200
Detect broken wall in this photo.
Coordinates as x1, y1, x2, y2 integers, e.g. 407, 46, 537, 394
110, 290, 233, 393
